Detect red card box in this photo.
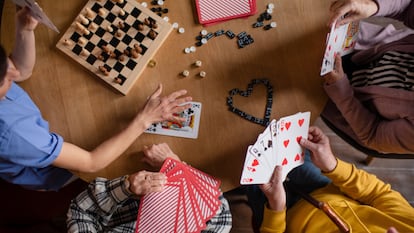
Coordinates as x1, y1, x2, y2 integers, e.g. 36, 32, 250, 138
195, 0, 257, 26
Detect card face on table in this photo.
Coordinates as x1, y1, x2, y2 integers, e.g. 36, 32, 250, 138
145, 102, 202, 139
240, 112, 310, 184
12, 0, 59, 32
195, 0, 257, 25
136, 158, 222, 233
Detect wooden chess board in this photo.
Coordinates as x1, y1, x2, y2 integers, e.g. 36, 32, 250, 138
56, 0, 172, 95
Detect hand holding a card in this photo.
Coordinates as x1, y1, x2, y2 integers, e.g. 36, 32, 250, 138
16, 6, 39, 31
259, 166, 286, 211
328, 0, 378, 27
127, 171, 167, 196
143, 143, 181, 168
323, 55, 345, 85
300, 126, 338, 173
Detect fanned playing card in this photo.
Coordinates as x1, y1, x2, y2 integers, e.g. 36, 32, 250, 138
240, 112, 310, 184
136, 158, 221, 233
320, 21, 359, 76
195, 0, 257, 26
12, 0, 59, 32
145, 102, 202, 139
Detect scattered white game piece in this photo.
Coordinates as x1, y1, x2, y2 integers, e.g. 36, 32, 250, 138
157, 0, 164, 5
181, 70, 190, 77
178, 27, 185, 34
270, 22, 277, 28
184, 47, 191, 54
267, 3, 275, 9
163, 16, 169, 22
172, 22, 179, 29
190, 46, 196, 53
194, 60, 202, 67
201, 38, 207, 44
199, 71, 206, 78
200, 29, 208, 36
267, 8, 273, 14
141, 2, 148, 7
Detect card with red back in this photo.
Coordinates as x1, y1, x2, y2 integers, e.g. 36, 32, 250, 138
195, 0, 257, 26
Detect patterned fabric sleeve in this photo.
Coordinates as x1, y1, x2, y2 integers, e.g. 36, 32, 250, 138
202, 194, 233, 233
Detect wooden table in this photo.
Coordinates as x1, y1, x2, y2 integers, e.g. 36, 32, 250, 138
1, 0, 329, 192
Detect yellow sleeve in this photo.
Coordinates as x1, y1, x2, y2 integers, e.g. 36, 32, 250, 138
260, 205, 286, 233
324, 159, 414, 222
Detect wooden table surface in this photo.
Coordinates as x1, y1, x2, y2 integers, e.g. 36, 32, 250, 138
1, 0, 329, 192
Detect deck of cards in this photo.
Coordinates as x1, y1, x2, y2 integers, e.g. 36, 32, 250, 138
240, 112, 311, 185
195, 0, 257, 26
145, 102, 202, 139
136, 158, 222, 233
320, 20, 359, 76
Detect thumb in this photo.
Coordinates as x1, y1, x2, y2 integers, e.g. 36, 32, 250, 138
270, 166, 283, 184
149, 84, 163, 99
333, 54, 343, 72
300, 138, 317, 152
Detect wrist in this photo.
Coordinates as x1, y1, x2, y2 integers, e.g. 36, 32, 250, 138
133, 113, 151, 132
322, 157, 338, 173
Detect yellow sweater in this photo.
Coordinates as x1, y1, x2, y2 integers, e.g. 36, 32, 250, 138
260, 159, 414, 233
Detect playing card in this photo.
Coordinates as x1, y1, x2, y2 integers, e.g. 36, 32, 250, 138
145, 102, 202, 139
240, 112, 310, 185
12, 0, 59, 33
276, 112, 310, 181
137, 158, 221, 233
195, 0, 256, 25
320, 20, 349, 76
240, 147, 273, 184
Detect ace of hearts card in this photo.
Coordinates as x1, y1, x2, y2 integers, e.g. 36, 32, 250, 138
240, 112, 310, 185
145, 102, 202, 139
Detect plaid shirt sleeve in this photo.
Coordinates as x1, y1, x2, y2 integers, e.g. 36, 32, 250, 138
67, 176, 232, 233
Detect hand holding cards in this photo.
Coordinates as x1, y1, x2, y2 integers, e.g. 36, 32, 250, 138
12, 0, 59, 32
320, 21, 359, 76
136, 158, 221, 233
240, 112, 310, 185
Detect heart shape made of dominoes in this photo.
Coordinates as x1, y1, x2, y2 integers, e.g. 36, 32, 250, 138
226, 79, 273, 126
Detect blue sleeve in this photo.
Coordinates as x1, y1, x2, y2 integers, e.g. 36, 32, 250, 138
0, 117, 63, 168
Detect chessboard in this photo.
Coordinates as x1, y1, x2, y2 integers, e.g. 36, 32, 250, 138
56, 0, 173, 95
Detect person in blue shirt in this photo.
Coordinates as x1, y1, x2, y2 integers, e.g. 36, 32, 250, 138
0, 7, 192, 191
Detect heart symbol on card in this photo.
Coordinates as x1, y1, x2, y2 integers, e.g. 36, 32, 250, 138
283, 140, 290, 148
227, 79, 273, 126
251, 159, 259, 166
285, 122, 291, 130
298, 118, 304, 127
294, 154, 301, 161
282, 158, 288, 166
296, 136, 302, 144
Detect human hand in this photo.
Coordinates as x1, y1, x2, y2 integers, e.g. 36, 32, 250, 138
299, 126, 337, 173
16, 7, 38, 31
328, 0, 378, 27
323, 55, 345, 85
259, 166, 286, 211
137, 84, 192, 129
387, 227, 399, 233
127, 170, 167, 196
143, 143, 181, 169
